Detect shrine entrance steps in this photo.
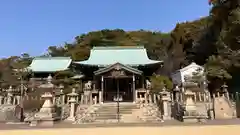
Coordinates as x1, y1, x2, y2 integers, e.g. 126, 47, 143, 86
94, 102, 141, 123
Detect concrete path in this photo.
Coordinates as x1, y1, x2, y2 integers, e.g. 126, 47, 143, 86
0, 119, 240, 130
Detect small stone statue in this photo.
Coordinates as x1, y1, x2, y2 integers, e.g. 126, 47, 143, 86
84, 81, 92, 90
146, 80, 151, 90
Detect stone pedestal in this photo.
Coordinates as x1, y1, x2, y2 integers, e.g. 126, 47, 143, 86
66, 88, 78, 121
160, 90, 171, 120
34, 92, 58, 126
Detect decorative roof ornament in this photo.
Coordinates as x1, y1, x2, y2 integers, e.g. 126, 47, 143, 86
115, 64, 121, 70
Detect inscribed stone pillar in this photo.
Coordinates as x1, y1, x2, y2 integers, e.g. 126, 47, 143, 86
149, 94, 152, 103
52, 95, 56, 105
135, 90, 138, 102
208, 92, 212, 102
144, 93, 148, 104
94, 96, 97, 104
4, 97, 7, 104
153, 94, 157, 104
16, 96, 21, 105
89, 92, 93, 105
179, 92, 183, 102
194, 93, 197, 102
13, 96, 16, 105
60, 91, 65, 105
203, 93, 206, 102
226, 92, 230, 100
80, 94, 84, 104
198, 92, 202, 102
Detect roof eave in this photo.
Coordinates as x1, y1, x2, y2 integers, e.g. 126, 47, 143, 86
74, 60, 163, 67
30, 68, 70, 73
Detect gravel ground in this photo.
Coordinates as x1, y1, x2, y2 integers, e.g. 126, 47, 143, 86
0, 119, 240, 130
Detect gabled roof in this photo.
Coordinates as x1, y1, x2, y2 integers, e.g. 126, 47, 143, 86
74, 46, 162, 67
179, 62, 204, 72
94, 62, 142, 75
28, 57, 72, 72
171, 62, 204, 75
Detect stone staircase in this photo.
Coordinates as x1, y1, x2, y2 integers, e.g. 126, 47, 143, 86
195, 102, 209, 117
214, 97, 236, 119
94, 102, 141, 123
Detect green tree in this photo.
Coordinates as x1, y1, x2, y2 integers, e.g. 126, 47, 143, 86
150, 74, 173, 93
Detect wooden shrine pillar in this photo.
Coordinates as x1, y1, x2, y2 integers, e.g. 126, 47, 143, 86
101, 76, 104, 103
142, 76, 145, 89
132, 75, 136, 103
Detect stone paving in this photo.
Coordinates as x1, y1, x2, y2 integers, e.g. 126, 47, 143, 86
0, 119, 240, 130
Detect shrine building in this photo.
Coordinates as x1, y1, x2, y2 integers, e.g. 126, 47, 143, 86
27, 46, 163, 103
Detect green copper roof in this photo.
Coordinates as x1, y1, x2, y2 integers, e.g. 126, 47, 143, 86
28, 57, 72, 72
74, 46, 162, 66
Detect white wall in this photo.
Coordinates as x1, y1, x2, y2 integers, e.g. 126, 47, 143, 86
171, 63, 204, 86
181, 65, 204, 83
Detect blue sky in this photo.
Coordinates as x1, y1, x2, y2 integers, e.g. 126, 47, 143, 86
0, 0, 211, 58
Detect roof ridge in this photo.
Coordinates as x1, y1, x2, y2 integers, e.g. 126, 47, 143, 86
92, 46, 145, 50
33, 57, 71, 60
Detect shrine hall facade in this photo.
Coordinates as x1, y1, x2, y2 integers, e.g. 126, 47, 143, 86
27, 46, 163, 103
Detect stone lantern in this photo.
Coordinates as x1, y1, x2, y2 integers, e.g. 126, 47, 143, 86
67, 88, 78, 121
160, 86, 171, 120
34, 92, 58, 126
6, 86, 13, 104
32, 74, 58, 126
221, 83, 229, 99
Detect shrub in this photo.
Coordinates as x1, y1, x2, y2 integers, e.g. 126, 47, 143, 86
150, 74, 173, 93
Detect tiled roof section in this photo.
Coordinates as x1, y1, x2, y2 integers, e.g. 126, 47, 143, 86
74, 46, 162, 66
28, 57, 72, 72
